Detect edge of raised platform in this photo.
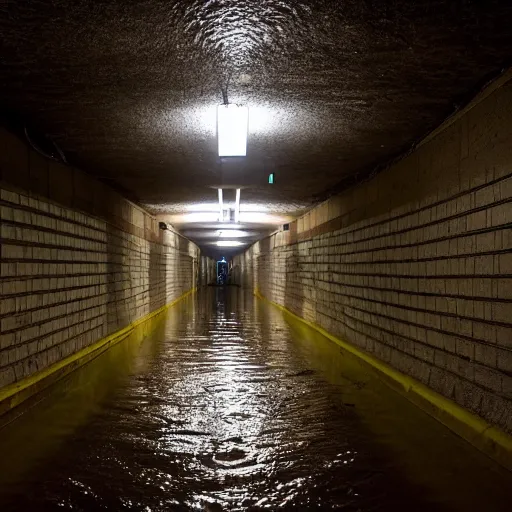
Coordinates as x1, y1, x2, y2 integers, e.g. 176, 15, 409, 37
0, 288, 196, 418
255, 289, 512, 472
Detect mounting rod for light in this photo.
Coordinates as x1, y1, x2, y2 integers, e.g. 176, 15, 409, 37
217, 104, 248, 157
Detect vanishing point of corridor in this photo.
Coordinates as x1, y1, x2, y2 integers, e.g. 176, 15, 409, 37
0, 289, 510, 511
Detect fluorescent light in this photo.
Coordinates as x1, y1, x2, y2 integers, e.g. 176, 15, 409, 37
217, 230, 247, 238
235, 188, 241, 222
216, 241, 244, 247
218, 188, 223, 221
217, 104, 248, 157
214, 223, 243, 229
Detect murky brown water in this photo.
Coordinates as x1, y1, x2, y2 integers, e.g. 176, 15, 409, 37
0, 288, 510, 511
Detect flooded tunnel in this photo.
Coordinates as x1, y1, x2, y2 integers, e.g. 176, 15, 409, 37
1, 1, 512, 510
0, 289, 511, 511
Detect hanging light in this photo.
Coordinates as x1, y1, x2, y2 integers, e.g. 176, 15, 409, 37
217, 229, 247, 238
235, 188, 241, 222
216, 241, 244, 247
218, 188, 224, 222
217, 104, 249, 157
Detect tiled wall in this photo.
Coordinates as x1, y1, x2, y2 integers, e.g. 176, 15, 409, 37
0, 128, 199, 389
235, 74, 512, 433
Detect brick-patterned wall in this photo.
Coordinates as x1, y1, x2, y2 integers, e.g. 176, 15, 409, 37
235, 74, 512, 433
199, 255, 217, 286
0, 129, 199, 390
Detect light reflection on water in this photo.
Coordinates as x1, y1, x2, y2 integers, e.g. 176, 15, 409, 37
0, 288, 510, 511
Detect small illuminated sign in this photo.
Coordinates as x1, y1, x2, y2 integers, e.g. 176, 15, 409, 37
268, 173, 274, 184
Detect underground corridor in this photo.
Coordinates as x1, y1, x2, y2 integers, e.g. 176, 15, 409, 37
1, 1, 512, 511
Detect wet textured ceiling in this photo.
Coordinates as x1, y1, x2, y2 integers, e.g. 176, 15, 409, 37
1, 1, 512, 256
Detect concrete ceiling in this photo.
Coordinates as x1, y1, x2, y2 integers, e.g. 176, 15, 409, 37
1, 1, 511, 257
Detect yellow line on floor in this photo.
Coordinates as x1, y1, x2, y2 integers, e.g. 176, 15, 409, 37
255, 289, 512, 472
0, 288, 196, 418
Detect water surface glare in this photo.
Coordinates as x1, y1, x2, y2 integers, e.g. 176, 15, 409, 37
0, 288, 510, 511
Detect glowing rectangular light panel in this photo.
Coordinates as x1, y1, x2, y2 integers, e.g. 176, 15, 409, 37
217, 104, 249, 157
217, 230, 247, 238
216, 240, 244, 247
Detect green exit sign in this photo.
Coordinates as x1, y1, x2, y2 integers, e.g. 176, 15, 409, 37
268, 173, 274, 184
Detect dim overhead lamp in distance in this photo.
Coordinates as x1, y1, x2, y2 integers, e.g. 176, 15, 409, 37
217, 229, 246, 238
216, 240, 244, 247
217, 104, 249, 157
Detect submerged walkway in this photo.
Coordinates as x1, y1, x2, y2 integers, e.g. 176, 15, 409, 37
0, 288, 510, 511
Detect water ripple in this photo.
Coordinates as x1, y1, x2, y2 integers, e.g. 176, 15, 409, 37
0, 288, 511, 510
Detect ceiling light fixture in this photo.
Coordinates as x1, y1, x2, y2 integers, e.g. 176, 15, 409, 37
217, 104, 248, 157
216, 240, 244, 247
217, 229, 247, 238
218, 188, 223, 222
235, 188, 241, 223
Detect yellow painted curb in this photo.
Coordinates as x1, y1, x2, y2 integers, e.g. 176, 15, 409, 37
0, 288, 196, 417
255, 290, 512, 472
